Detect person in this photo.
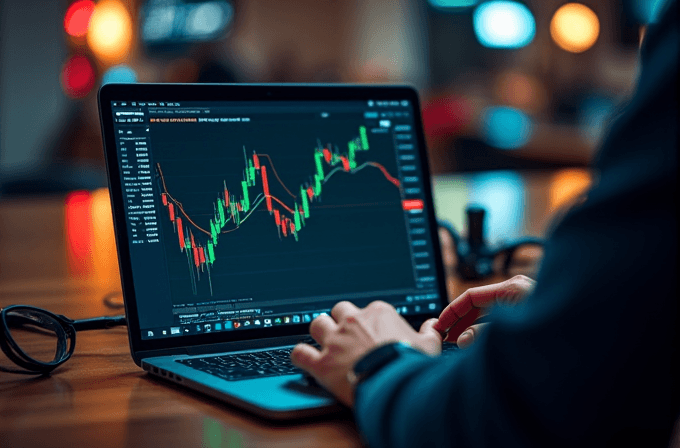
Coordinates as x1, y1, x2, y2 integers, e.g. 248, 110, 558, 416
290, 1, 679, 446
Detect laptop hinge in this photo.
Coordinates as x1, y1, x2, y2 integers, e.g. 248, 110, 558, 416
136, 334, 309, 361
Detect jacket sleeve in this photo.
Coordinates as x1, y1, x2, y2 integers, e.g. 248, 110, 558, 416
355, 3, 679, 447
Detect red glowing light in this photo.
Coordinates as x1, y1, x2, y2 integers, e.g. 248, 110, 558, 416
64, 0, 95, 37
61, 55, 96, 99
65, 190, 93, 277
422, 95, 473, 138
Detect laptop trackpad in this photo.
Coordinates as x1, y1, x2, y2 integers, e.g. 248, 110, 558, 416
282, 376, 334, 398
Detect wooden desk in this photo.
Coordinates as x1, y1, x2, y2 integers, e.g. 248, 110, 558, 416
0, 171, 570, 448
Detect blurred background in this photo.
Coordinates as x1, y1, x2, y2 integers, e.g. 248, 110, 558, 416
0, 0, 668, 283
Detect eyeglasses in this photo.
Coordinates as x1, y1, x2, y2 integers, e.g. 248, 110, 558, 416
0, 305, 126, 375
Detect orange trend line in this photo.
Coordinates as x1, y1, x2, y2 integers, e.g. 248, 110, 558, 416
157, 163, 296, 236
269, 195, 295, 215
259, 152, 401, 193
256, 154, 297, 199
156, 151, 401, 238
157, 164, 211, 236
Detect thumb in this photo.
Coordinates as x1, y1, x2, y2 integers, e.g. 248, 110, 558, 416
290, 343, 323, 376
456, 323, 487, 349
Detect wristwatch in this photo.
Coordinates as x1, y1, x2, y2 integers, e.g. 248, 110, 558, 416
347, 341, 412, 387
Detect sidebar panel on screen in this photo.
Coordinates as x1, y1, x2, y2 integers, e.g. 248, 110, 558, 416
112, 101, 174, 332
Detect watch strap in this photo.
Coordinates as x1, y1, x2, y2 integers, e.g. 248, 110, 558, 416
347, 341, 410, 387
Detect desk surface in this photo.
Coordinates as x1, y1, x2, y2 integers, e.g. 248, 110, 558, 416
0, 172, 567, 448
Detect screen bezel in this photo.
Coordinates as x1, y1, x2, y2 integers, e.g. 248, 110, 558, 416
98, 83, 449, 356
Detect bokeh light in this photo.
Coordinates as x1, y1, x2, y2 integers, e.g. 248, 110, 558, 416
473, 1, 536, 49
65, 190, 93, 278
469, 171, 525, 245
422, 95, 473, 138
549, 169, 592, 213
91, 188, 121, 290
428, 0, 478, 9
186, 2, 230, 37
61, 55, 96, 98
64, 0, 95, 37
87, 0, 133, 64
102, 65, 138, 85
481, 106, 534, 149
142, 0, 234, 45
550, 3, 600, 53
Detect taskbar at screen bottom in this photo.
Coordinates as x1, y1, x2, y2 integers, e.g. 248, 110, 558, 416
141, 301, 441, 340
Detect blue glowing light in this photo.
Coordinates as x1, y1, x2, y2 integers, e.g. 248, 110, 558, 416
428, 0, 478, 9
186, 2, 232, 37
142, 0, 234, 44
473, 1, 535, 48
469, 171, 525, 245
101, 65, 137, 85
481, 106, 533, 149
632, 0, 669, 23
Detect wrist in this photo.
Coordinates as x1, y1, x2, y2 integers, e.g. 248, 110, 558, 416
347, 341, 413, 388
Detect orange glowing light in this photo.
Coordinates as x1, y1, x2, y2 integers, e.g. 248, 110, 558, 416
87, 0, 133, 63
61, 55, 96, 99
65, 190, 93, 278
550, 3, 600, 53
549, 169, 592, 213
91, 188, 121, 289
64, 0, 95, 37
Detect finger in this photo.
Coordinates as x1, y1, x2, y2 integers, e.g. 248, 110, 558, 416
498, 275, 536, 304
331, 301, 360, 323
419, 318, 443, 343
309, 313, 336, 346
290, 343, 323, 376
443, 307, 483, 342
434, 284, 502, 333
366, 300, 397, 313
435, 279, 532, 333
456, 323, 487, 349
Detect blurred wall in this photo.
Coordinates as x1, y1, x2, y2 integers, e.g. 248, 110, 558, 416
0, 0, 67, 179
224, 0, 428, 86
352, 0, 429, 88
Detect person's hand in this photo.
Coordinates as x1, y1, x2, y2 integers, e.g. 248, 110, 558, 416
290, 301, 442, 407
434, 275, 535, 348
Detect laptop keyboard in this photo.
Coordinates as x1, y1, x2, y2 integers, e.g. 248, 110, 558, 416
441, 341, 459, 354
177, 347, 303, 381
176, 341, 459, 382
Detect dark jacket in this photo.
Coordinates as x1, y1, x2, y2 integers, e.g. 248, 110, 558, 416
355, 2, 679, 446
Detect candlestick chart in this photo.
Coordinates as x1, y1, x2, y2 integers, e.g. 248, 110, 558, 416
156, 126, 406, 296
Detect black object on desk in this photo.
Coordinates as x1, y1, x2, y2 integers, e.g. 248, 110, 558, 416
439, 206, 544, 281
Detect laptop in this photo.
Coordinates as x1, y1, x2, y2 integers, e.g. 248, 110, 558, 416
98, 83, 450, 419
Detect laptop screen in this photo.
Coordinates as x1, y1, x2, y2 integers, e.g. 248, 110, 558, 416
109, 96, 443, 340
